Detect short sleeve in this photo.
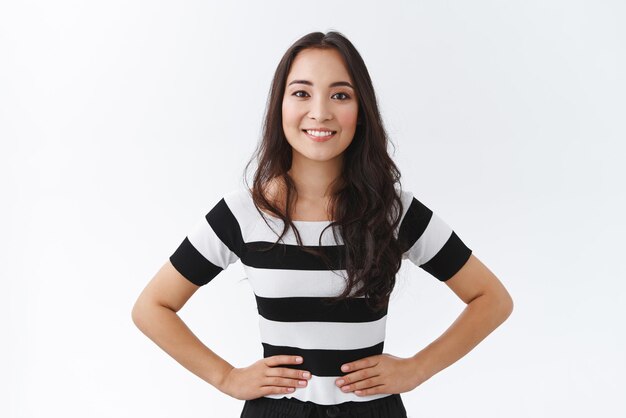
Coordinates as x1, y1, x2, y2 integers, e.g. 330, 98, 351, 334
169, 196, 244, 286
397, 192, 472, 281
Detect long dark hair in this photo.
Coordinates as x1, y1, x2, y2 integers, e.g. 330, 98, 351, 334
242, 30, 405, 313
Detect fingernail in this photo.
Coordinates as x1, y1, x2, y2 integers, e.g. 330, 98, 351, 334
303, 371, 310, 378
296, 357, 303, 362
336, 379, 344, 386
299, 380, 306, 386
341, 365, 349, 371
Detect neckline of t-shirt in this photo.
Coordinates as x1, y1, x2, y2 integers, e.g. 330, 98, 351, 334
258, 209, 334, 225
245, 188, 334, 224
261, 211, 333, 225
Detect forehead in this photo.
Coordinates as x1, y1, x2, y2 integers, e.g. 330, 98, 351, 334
286, 48, 352, 84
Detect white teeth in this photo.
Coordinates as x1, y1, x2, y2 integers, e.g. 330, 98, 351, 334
306, 130, 335, 137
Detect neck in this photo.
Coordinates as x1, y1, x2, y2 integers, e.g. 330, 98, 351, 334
287, 155, 343, 199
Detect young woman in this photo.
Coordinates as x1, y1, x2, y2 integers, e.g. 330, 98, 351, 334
132, 31, 514, 418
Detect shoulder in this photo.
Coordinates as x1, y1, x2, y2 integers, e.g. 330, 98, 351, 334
395, 187, 429, 221
397, 187, 436, 219
216, 186, 257, 220
222, 186, 251, 207
217, 186, 272, 233
397, 188, 414, 209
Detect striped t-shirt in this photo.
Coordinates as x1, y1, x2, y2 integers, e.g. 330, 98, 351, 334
169, 187, 472, 405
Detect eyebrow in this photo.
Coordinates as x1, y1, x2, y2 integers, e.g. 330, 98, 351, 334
287, 79, 355, 90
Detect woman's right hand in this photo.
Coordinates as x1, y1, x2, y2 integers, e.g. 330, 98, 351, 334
217, 355, 312, 401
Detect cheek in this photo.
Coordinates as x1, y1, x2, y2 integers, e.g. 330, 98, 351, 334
337, 107, 359, 130
282, 101, 299, 129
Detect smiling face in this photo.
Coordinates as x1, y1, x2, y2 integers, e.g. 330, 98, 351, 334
282, 48, 359, 166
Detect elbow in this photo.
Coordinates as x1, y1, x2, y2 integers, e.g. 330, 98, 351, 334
131, 302, 142, 329
478, 287, 513, 323
498, 291, 514, 321
131, 298, 150, 330
131, 297, 174, 331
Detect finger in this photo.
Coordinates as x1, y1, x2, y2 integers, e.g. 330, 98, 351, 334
339, 375, 380, 393
266, 366, 312, 381
263, 375, 309, 389
335, 369, 379, 387
347, 377, 379, 391
265, 355, 303, 367
340, 356, 378, 373
354, 383, 385, 396
260, 385, 298, 396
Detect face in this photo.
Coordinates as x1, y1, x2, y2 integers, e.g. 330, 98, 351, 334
282, 48, 359, 165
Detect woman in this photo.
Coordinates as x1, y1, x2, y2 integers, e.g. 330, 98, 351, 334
132, 30, 514, 418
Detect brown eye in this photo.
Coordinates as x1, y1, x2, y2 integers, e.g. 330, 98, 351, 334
293, 91, 309, 98
333, 92, 351, 100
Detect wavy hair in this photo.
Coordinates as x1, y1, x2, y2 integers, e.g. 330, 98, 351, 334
242, 30, 405, 313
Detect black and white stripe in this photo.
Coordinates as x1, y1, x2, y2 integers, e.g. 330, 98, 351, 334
398, 194, 473, 281
169, 187, 472, 405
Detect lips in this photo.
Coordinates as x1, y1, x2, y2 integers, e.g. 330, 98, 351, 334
302, 129, 337, 133
302, 129, 336, 142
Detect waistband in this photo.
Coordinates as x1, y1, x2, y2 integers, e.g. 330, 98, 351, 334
249, 393, 404, 417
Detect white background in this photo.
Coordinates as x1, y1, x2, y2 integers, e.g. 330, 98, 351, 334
2, 1, 625, 417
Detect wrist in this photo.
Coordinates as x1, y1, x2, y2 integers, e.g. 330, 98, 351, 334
214, 364, 235, 391
410, 351, 432, 387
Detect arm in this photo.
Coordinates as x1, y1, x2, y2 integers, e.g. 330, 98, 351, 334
131, 260, 234, 389
410, 253, 514, 385
334, 254, 513, 396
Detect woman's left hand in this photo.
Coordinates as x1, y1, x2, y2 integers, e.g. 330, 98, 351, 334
334, 353, 424, 396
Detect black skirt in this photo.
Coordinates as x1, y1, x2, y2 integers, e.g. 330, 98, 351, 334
240, 393, 408, 418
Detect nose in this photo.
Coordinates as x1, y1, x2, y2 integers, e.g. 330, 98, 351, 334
308, 95, 333, 122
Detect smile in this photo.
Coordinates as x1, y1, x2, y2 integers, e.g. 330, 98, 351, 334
302, 129, 337, 142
